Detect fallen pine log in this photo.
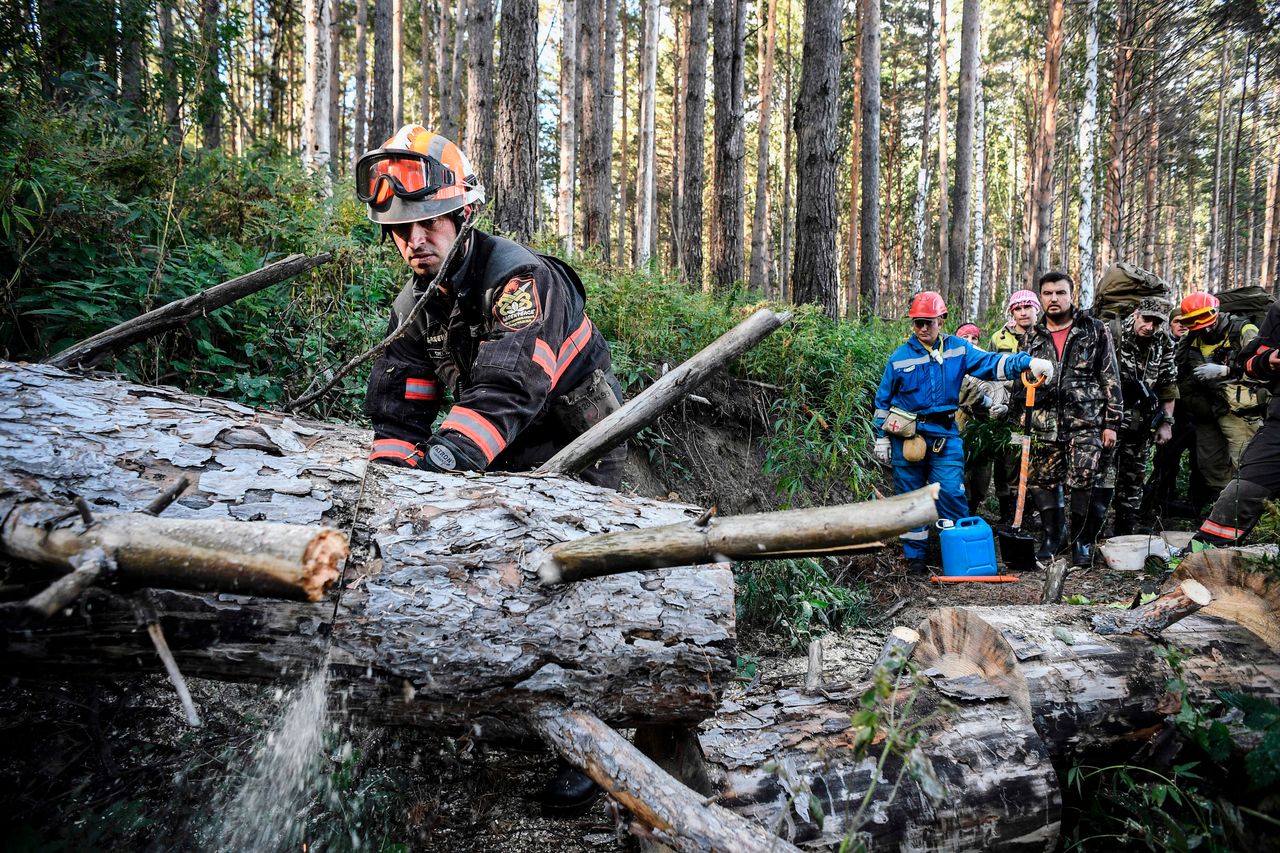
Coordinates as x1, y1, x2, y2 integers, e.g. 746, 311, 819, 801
912, 553, 1280, 762
0, 361, 735, 736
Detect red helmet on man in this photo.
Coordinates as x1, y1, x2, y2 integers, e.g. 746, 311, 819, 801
355, 125, 485, 225
908, 290, 948, 319
1178, 292, 1220, 332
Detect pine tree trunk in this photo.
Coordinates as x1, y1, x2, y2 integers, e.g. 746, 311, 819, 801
1140, 100, 1160, 270
858, 0, 881, 316
1100, 0, 1133, 270
354, 0, 368, 162
845, 13, 861, 313
119, 0, 145, 106
580, 0, 614, 261
391, 0, 403, 127
1024, 0, 1063, 289
680, 0, 709, 288
1261, 126, 1280, 294
1076, 0, 1099, 306
160, 0, 181, 145
616, 7, 628, 264
301, 0, 333, 179
421, 4, 435, 125
557, 0, 578, 253
711, 0, 747, 292
947, 0, 978, 306
435, 0, 455, 135
369, 0, 394, 148
748, 0, 778, 296
936, 0, 950, 298
790, 0, 841, 316
909, 6, 934, 296
1224, 40, 1250, 290
464, 0, 495, 189
493, 0, 539, 240
327, 3, 339, 169
636, 0, 659, 265
780, 0, 793, 301
199, 0, 222, 148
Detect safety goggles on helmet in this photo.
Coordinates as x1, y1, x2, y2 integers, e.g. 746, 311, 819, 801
1179, 306, 1218, 332
356, 149, 457, 208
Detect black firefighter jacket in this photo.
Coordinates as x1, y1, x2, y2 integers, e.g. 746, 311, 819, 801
364, 229, 618, 481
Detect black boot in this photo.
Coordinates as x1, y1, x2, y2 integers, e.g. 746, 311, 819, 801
1031, 487, 1066, 563
1070, 488, 1112, 568
540, 761, 601, 818
997, 495, 1017, 525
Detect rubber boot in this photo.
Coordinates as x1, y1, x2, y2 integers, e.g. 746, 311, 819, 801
1070, 488, 1112, 568
997, 495, 1017, 526
540, 761, 601, 818
1031, 487, 1066, 562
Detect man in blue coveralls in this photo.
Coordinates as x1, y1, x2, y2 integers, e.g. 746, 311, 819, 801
873, 291, 1055, 572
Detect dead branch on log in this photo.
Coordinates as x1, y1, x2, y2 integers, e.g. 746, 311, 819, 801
45, 253, 333, 370
26, 546, 115, 617
1092, 579, 1212, 637
2, 501, 347, 602
537, 485, 939, 584
529, 703, 804, 853
869, 626, 920, 678
536, 308, 792, 477
284, 220, 474, 411
804, 639, 824, 693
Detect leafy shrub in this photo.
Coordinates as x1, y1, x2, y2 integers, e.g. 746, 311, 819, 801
735, 558, 870, 648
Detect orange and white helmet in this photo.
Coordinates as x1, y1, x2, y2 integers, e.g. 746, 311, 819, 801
355, 125, 485, 225
1178, 291, 1220, 332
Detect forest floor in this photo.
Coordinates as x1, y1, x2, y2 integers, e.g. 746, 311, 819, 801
0, 376, 1194, 851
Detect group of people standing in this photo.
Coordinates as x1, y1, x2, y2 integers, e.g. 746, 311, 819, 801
875, 270, 1280, 572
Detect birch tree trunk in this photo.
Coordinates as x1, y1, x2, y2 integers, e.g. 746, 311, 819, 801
948, 0, 979, 308
465, 0, 495, 190
635, 0, 659, 266
557, 0, 578, 254
301, 0, 333, 180
1209, 39, 1230, 291
748, 0, 778, 296
493, 0, 539, 240
936, 0, 950, 298
1076, 0, 1099, 307
858, 0, 881, 316
1024, 0, 1063, 289
369, 0, 394, 148
711, 0, 747, 292
909, 4, 935, 296
790, 0, 841, 316
970, 78, 985, 323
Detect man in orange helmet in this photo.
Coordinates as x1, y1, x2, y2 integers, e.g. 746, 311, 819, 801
358, 125, 625, 490
1173, 291, 1264, 502
357, 126, 624, 816
873, 291, 1051, 573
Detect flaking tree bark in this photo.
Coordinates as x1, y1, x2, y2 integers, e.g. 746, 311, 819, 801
557, 0, 577, 254
790, 0, 841, 316
747, 0, 778, 296
947, 0, 979, 305
464, 0, 495, 188
710, 0, 747, 292
369, 0, 394, 147
858, 0, 881, 316
679, 0, 709, 287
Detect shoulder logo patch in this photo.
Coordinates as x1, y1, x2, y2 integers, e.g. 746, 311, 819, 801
494, 276, 540, 331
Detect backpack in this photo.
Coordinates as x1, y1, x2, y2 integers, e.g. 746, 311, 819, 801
1216, 285, 1275, 327
1091, 263, 1171, 320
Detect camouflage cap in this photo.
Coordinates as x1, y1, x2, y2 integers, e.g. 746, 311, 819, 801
1136, 297, 1172, 320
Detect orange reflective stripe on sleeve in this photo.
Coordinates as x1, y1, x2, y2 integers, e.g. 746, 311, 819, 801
1246, 344, 1274, 378
551, 317, 595, 388
370, 438, 422, 466
405, 377, 439, 401
1198, 519, 1243, 540
532, 339, 556, 380
440, 406, 507, 463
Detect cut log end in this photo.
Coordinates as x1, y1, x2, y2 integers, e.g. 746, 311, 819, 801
1169, 549, 1280, 649
301, 529, 350, 602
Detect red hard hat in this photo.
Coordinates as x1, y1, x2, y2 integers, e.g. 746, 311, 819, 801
909, 290, 948, 319
1178, 292, 1220, 332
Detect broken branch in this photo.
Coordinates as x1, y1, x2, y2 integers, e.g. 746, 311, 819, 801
537, 485, 939, 584
26, 546, 116, 617
45, 253, 333, 370
536, 308, 792, 477
1092, 579, 1212, 636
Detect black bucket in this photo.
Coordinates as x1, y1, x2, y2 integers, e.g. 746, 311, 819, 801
995, 526, 1038, 573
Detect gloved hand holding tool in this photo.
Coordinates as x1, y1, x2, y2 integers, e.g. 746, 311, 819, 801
1193, 362, 1230, 382
1013, 370, 1046, 528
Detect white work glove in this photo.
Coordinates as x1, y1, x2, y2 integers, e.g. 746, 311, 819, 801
873, 437, 891, 464
1193, 363, 1230, 381
1028, 358, 1055, 383
989, 402, 1009, 420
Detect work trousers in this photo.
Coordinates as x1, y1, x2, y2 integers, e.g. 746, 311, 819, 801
1195, 412, 1262, 491
891, 433, 968, 561
1029, 431, 1103, 492
1144, 415, 1204, 514
1198, 404, 1280, 544
1110, 428, 1154, 519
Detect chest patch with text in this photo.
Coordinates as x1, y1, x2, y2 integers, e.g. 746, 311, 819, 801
493, 276, 541, 330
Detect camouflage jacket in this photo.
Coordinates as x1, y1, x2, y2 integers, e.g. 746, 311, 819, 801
1107, 315, 1179, 432
1012, 308, 1123, 440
